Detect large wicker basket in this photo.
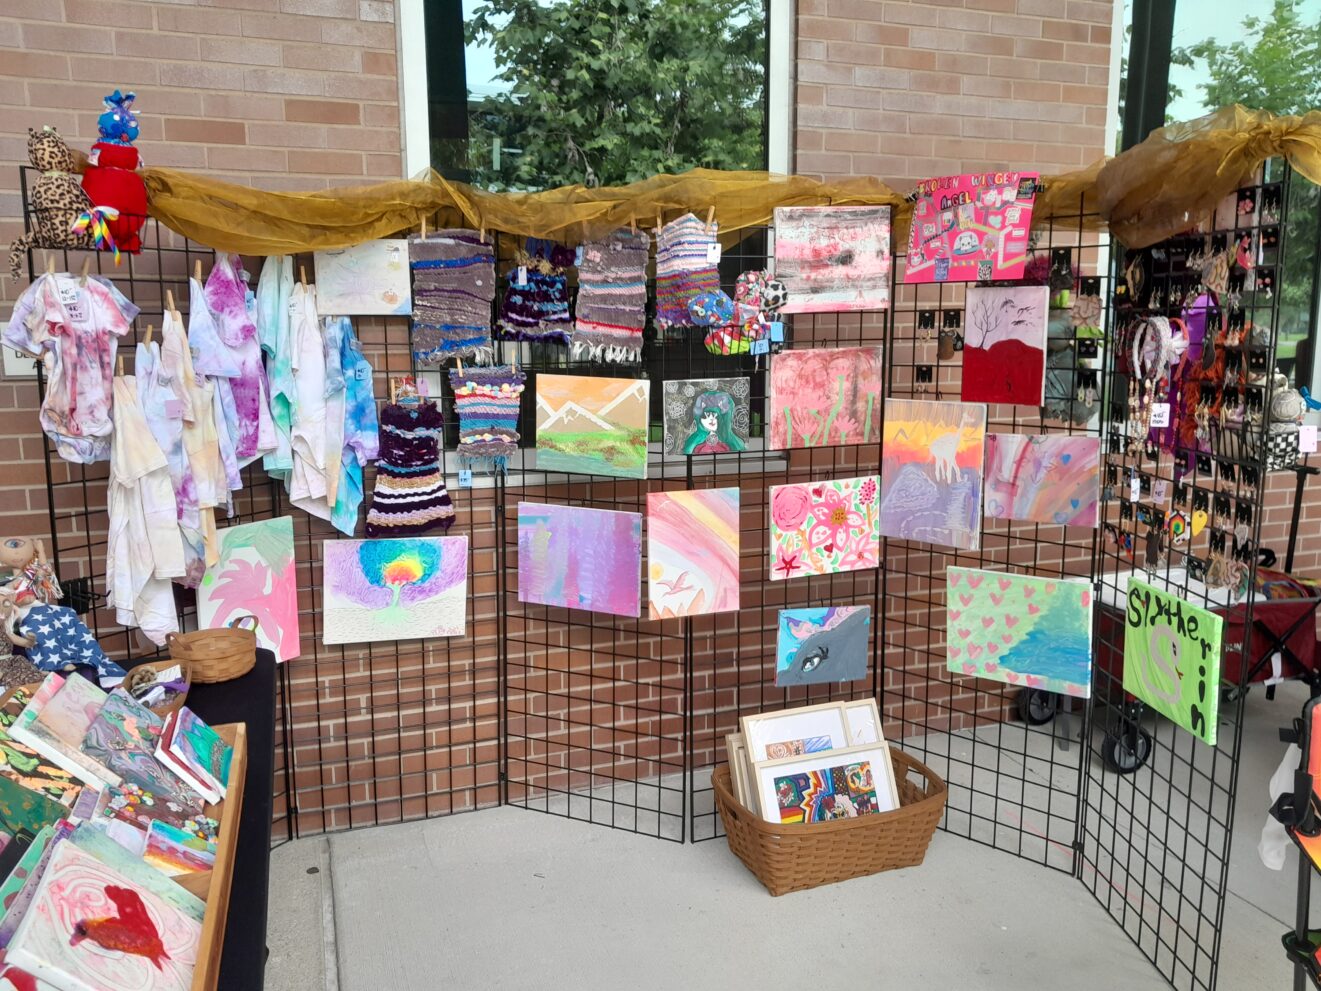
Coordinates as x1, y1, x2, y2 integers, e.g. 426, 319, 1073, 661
713, 746, 946, 896
166, 616, 258, 684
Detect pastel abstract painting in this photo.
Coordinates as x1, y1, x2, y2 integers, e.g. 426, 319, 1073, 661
535, 374, 649, 479
661, 377, 750, 456
646, 488, 740, 620
773, 205, 892, 313
961, 285, 1049, 405
984, 433, 1101, 528
945, 567, 1093, 698
196, 516, 300, 662
880, 399, 986, 551
518, 502, 642, 617
769, 476, 881, 581
312, 239, 412, 316
767, 346, 883, 450
775, 606, 871, 686
321, 537, 468, 645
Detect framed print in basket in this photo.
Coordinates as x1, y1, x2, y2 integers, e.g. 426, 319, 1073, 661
753, 742, 901, 824
740, 701, 852, 764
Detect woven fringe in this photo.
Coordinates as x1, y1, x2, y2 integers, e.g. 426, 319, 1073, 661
496, 322, 571, 345
570, 339, 642, 364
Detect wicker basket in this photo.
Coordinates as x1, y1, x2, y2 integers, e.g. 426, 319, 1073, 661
123, 660, 192, 719
713, 746, 946, 896
166, 616, 258, 684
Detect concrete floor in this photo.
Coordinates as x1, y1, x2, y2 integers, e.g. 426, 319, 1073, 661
264, 681, 1316, 991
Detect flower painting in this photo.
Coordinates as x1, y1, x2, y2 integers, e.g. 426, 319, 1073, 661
322, 537, 468, 645
661, 377, 750, 456
961, 285, 1049, 406
769, 476, 881, 581
535, 374, 650, 479
647, 488, 740, 620
984, 433, 1101, 527
880, 399, 986, 551
773, 205, 892, 312
196, 517, 300, 662
767, 346, 883, 450
518, 502, 642, 617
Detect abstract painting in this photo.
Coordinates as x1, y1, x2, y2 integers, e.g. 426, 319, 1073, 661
769, 476, 881, 581
0, 688, 81, 808
313, 238, 412, 315
144, 822, 215, 878
880, 399, 987, 551
773, 205, 892, 312
661, 377, 750, 456
763, 737, 833, 760
773, 761, 881, 823
322, 536, 468, 645
517, 502, 642, 617
984, 434, 1101, 527
1123, 577, 1223, 745
775, 606, 871, 686
904, 171, 1039, 283
961, 285, 1049, 406
767, 346, 883, 450
0, 775, 64, 841
646, 488, 740, 620
7, 841, 200, 991
946, 567, 1093, 698
196, 516, 300, 662
535, 374, 650, 479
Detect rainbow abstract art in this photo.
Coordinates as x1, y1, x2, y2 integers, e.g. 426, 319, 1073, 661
984, 433, 1101, 528
518, 502, 642, 617
773, 761, 880, 823
321, 537, 468, 645
646, 487, 740, 620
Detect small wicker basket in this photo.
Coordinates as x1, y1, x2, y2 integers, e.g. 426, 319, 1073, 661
123, 660, 192, 719
166, 616, 258, 684
713, 746, 946, 896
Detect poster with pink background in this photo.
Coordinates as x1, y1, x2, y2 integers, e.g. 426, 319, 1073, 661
903, 171, 1039, 283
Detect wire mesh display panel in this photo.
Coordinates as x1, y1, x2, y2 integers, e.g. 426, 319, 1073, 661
1080, 163, 1290, 990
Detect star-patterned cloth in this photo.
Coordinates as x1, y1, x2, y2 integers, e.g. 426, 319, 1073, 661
18, 603, 126, 682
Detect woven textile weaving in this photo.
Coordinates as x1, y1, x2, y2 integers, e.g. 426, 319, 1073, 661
409, 230, 495, 364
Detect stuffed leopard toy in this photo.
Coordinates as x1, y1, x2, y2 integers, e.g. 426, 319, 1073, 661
8, 127, 97, 278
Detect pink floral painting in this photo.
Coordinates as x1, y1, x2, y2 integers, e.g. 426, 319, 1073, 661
769, 476, 881, 581
767, 346, 883, 450
196, 517, 300, 662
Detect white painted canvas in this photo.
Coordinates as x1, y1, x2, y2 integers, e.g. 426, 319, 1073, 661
321, 537, 468, 645
313, 239, 413, 315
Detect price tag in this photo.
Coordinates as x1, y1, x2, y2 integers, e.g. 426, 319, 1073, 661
1149, 403, 1171, 428
706, 242, 721, 264
1152, 479, 1169, 504
574, 245, 583, 266
1301, 424, 1318, 453
58, 283, 79, 305
516, 266, 528, 286
1129, 472, 1141, 503
768, 321, 785, 343
750, 338, 770, 356
458, 470, 473, 488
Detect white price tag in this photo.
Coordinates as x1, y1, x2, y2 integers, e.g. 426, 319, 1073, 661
1153, 480, 1169, 504
1129, 473, 1141, 503
706, 242, 721, 264
58, 284, 79, 305
1301, 424, 1318, 453
516, 265, 528, 286
1149, 403, 1170, 428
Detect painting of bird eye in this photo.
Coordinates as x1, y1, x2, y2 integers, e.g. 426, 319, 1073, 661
518, 502, 642, 618
984, 433, 1101, 528
775, 606, 871, 686
772, 205, 892, 313
767, 346, 883, 450
7, 840, 201, 991
535, 373, 650, 479
196, 516, 300, 662
769, 476, 881, 581
321, 536, 468, 645
880, 398, 987, 551
646, 488, 740, 620
960, 285, 1049, 406
661, 377, 750, 456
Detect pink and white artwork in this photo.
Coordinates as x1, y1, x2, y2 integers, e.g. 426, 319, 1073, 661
984, 434, 1101, 528
773, 206, 892, 312
647, 488, 740, 620
769, 476, 881, 581
196, 517, 300, 662
767, 346, 883, 450
518, 503, 642, 617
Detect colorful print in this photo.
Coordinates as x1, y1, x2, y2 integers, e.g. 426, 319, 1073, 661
313, 239, 412, 315
143, 821, 216, 877
774, 762, 880, 823
196, 516, 300, 662
776, 606, 871, 686
69, 825, 206, 925
646, 488, 740, 620
769, 476, 881, 581
322, 537, 468, 645
904, 171, 1039, 283
880, 399, 987, 551
764, 737, 832, 760
946, 567, 1093, 698
0, 690, 80, 808
0, 777, 63, 844
984, 434, 1101, 528
773, 205, 892, 312
535, 374, 649, 479
661, 377, 750, 456
517, 503, 642, 617
961, 285, 1049, 406
767, 346, 883, 450
81, 692, 202, 817
1123, 578, 1223, 745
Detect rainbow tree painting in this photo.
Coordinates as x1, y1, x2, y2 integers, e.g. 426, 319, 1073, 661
321, 537, 468, 645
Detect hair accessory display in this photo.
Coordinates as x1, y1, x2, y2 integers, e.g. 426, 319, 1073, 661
497, 240, 574, 344
409, 230, 496, 364
571, 228, 649, 362
365, 400, 456, 536
655, 213, 720, 330
448, 365, 525, 472
703, 270, 788, 355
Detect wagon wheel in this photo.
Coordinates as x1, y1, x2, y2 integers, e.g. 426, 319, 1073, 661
1101, 727, 1153, 773
1017, 688, 1059, 726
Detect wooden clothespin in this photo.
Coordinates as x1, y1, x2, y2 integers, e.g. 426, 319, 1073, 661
479, 227, 486, 244
116, 356, 124, 377
165, 289, 175, 314
299, 265, 308, 288
456, 356, 464, 375
79, 258, 91, 286
389, 378, 397, 404
629, 215, 636, 234
420, 216, 427, 239
144, 324, 154, 345
656, 212, 663, 231
705, 205, 715, 233
194, 260, 203, 283
44, 254, 55, 276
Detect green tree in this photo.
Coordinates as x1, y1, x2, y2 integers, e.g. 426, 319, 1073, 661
463, 0, 766, 190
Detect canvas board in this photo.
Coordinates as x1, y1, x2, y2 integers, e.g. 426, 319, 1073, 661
769, 475, 881, 580
196, 516, 300, 662
775, 606, 871, 686
961, 285, 1049, 406
313, 239, 412, 315
904, 171, 1039, 283
773, 205, 892, 312
983, 433, 1101, 528
321, 537, 468, 645
767, 346, 883, 450
646, 488, 740, 620
517, 502, 642, 617
661, 377, 750, 456
535, 374, 649, 479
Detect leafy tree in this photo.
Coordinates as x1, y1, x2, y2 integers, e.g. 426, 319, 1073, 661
463, 0, 766, 190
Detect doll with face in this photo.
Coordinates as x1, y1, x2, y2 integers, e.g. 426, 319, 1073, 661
682, 391, 746, 455
0, 537, 60, 604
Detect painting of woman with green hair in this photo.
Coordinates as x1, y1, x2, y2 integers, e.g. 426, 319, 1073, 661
662, 377, 752, 456
683, 391, 747, 454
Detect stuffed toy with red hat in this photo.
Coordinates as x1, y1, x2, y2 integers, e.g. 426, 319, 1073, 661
78, 89, 147, 259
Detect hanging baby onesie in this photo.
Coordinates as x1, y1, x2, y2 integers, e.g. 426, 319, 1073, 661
322, 316, 379, 536
496, 240, 575, 344
107, 375, 185, 645
288, 283, 330, 521
571, 229, 649, 362
205, 253, 275, 465
409, 230, 496, 364
365, 400, 455, 536
655, 213, 720, 330
256, 255, 295, 485
448, 365, 524, 471
3, 273, 138, 463
187, 275, 243, 507
164, 311, 224, 566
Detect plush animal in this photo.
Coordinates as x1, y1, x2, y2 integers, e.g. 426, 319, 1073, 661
7, 127, 97, 278
80, 90, 147, 256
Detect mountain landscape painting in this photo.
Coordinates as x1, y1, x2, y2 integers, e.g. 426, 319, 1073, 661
535, 374, 651, 479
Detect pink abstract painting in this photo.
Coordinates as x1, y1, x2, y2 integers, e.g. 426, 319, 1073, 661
773, 206, 892, 312
904, 172, 1039, 283
647, 488, 740, 620
196, 516, 300, 662
984, 433, 1101, 528
767, 346, 883, 450
518, 502, 642, 617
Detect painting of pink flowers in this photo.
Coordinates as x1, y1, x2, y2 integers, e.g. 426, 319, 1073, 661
769, 476, 881, 581
195, 517, 300, 662
768, 346, 883, 450
773, 205, 892, 312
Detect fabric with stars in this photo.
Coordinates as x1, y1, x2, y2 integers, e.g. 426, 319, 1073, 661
19, 604, 126, 682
